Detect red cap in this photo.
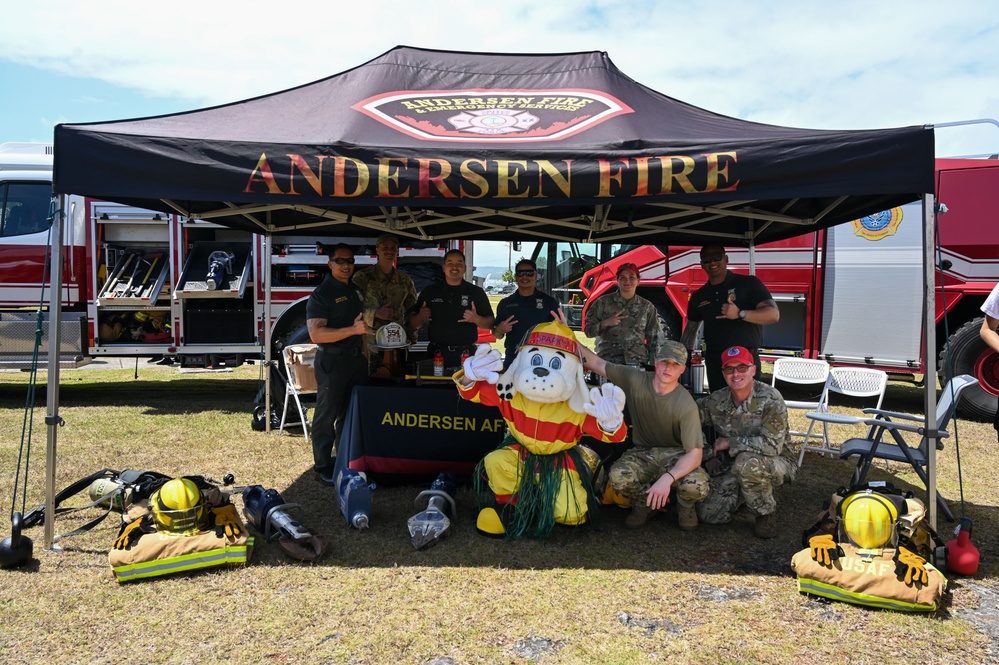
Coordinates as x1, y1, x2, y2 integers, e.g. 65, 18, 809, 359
721, 346, 754, 367
616, 262, 640, 278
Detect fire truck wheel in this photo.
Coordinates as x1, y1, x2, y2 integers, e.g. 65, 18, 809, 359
652, 300, 682, 341
940, 316, 998, 422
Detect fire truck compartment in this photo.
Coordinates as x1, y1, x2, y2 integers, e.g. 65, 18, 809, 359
184, 307, 256, 344
760, 293, 807, 355
174, 241, 252, 299
97, 247, 171, 307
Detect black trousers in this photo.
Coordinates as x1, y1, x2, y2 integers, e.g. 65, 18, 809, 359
312, 348, 368, 475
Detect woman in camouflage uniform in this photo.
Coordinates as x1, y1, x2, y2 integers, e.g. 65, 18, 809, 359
583, 262, 663, 366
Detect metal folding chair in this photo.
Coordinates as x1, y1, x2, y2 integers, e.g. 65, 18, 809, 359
837, 374, 978, 522
802, 367, 888, 464
770, 358, 830, 464
280, 344, 318, 442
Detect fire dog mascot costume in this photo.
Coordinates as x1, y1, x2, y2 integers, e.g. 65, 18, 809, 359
455, 321, 626, 538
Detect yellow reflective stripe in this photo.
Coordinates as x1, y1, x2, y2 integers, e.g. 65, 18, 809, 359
797, 577, 937, 612
114, 543, 251, 583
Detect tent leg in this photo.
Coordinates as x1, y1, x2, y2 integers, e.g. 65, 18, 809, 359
44, 195, 66, 550
923, 193, 939, 531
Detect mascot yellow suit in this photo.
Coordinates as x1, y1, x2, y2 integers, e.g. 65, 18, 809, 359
455, 321, 626, 538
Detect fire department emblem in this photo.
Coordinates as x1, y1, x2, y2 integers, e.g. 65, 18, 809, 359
352, 89, 632, 142
448, 109, 539, 135
852, 207, 903, 241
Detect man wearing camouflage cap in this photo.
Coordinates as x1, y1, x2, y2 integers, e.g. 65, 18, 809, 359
696, 346, 796, 538
579, 339, 710, 530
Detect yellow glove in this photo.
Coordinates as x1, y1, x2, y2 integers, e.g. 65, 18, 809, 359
212, 504, 243, 538
808, 534, 842, 566
894, 546, 929, 585
113, 516, 150, 550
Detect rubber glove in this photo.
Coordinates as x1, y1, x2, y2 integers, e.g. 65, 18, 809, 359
808, 534, 842, 565
894, 546, 929, 585
582, 383, 626, 432
212, 504, 243, 539
463, 345, 503, 384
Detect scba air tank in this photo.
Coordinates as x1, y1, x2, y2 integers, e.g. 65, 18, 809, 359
336, 469, 373, 529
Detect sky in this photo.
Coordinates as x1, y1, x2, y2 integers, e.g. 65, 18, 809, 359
2, 1, 997, 267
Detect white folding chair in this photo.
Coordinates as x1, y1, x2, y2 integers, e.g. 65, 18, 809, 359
280, 344, 318, 442
802, 367, 888, 465
770, 358, 830, 460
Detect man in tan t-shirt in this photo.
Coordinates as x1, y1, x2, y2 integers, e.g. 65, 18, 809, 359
580, 340, 710, 530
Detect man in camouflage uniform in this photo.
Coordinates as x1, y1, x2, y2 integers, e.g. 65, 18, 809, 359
697, 345, 796, 538
579, 340, 710, 530
352, 233, 420, 374
583, 262, 663, 366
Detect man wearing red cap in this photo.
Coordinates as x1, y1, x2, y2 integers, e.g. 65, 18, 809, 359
583, 262, 664, 366
681, 245, 779, 392
697, 345, 796, 538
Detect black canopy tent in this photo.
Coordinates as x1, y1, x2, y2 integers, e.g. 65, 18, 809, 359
53, 47, 933, 245
44, 47, 942, 546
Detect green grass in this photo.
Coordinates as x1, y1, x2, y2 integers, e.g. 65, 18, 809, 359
1, 364, 997, 664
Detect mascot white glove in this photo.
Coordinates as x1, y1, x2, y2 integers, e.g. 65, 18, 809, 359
583, 383, 626, 432
462, 345, 504, 384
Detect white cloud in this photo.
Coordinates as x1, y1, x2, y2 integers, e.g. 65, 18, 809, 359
2, 0, 997, 155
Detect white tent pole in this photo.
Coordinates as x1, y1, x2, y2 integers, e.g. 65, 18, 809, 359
43, 195, 66, 549
263, 232, 272, 432
923, 193, 939, 530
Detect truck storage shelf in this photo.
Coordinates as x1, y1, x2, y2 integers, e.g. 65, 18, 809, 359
97, 248, 171, 307
174, 241, 252, 300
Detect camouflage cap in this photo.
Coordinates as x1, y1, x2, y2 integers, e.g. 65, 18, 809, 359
375, 233, 400, 247
655, 340, 688, 365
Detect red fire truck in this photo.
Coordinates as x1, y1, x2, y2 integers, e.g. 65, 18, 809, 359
0, 142, 448, 372
571, 157, 999, 420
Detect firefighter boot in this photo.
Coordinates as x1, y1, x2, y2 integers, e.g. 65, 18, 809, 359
676, 502, 698, 531
754, 512, 777, 539
625, 504, 654, 529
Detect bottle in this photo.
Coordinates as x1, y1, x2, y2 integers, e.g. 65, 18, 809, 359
433, 351, 444, 377
689, 348, 705, 394
336, 469, 372, 529
88, 477, 126, 512
946, 518, 980, 576
460, 351, 470, 367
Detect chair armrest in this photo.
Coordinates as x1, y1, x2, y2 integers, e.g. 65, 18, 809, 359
861, 408, 922, 423
807, 412, 864, 425
785, 400, 820, 410
862, 418, 951, 439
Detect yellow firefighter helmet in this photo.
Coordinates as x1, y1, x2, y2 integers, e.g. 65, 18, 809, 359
150, 478, 205, 535
840, 491, 901, 550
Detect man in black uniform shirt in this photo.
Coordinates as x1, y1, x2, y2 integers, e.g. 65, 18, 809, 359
680, 244, 780, 392
413, 249, 495, 368
493, 258, 563, 369
306, 244, 371, 484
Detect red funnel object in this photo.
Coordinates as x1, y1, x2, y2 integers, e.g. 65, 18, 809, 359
946, 519, 980, 576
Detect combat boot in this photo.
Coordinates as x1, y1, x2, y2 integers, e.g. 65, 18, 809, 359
625, 504, 653, 529
754, 512, 777, 539
676, 502, 698, 531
